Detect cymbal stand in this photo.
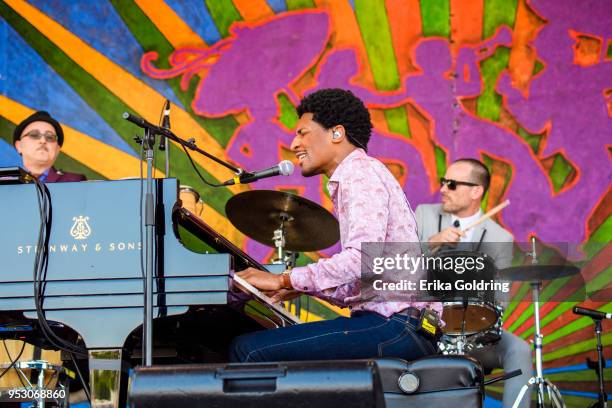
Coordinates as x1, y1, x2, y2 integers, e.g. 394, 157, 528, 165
271, 213, 301, 316
272, 214, 289, 265
513, 238, 565, 408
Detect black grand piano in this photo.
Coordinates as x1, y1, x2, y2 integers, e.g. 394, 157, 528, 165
0, 177, 298, 407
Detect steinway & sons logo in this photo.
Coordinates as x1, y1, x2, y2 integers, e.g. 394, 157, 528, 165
16, 214, 142, 255
70, 216, 91, 240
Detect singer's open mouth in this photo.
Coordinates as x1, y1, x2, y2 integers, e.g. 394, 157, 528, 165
296, 151, 307, 163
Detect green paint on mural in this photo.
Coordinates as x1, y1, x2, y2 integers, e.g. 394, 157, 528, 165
544, 306, 612, 345
480, 153, 512, 210
583, 218, 612, 258
0, 117, 16, 146
507, 304, 533, 333
563, 395, 607, 408
420, 0, 450, 38
299, 296, 340, 320
543, 332, 612, 362
286, 0, 316, 10
549, 154, 575, 192
434, 145, 447, 179
110, 0, 240, 149
477, 46, 510, 121
483, 0, 518, 38
295, 252, 315, 267
322, 174, 331, 199
520, 303, 574, 340
383, 107, 411, 137
53, 154, 105, 180
504, 282, 529, 326
547, 367, 612, 382
607, 41, 612, 58
540, 276, 574, 302
165, 143, 234, 215
517, 126, 542, 154
204, 0, 243, 38
354, 0, 401, 91
533, 59, 545, 76
276, 92, 299, 130
201, 115, 240, 149
110, 0, 174, 60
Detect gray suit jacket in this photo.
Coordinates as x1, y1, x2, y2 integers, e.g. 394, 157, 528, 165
414, 203, 514, 269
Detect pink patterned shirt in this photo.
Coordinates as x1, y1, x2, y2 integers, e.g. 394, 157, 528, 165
290, 149, 442, 317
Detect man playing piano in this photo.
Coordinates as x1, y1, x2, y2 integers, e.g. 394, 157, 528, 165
13, 110, 86, 182
232, 88, 441, 363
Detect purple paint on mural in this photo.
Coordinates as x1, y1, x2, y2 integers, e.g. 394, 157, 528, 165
497, 0, 612, 242
143, 12, 333, 261
313, 48, 433, 204
399, 29, 572, 242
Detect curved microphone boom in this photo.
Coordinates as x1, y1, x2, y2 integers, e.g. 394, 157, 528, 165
223, 160, 294, 186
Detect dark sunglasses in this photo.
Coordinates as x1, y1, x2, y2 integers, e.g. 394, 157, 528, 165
21, 130, 58, 143
440, 177, 480, 190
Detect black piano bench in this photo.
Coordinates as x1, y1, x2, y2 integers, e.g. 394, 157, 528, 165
376, 355, 484, 408
128, 360, 386, 408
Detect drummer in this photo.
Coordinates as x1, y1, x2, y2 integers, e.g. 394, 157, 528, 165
231, 88, 442, 363
414, 159, 532, 408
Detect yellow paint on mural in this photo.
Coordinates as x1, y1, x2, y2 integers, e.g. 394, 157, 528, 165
4, 0, 247, 196
134, 0, 207, 48
233, 0, 275, 21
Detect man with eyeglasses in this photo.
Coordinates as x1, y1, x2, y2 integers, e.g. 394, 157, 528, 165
12, 110, 86, 182
415, 159, 532, 408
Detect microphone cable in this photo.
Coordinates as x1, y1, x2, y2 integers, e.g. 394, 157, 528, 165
29, 177, 91, 403
179, 143, 228, 188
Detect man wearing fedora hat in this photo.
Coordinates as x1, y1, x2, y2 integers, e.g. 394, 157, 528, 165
13, 110, 86, 182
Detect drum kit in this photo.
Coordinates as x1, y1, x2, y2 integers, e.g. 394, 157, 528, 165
434, 240, 581, 408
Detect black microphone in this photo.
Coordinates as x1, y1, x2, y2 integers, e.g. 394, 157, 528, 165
573, 307, 611, 320
123, 112, 151, 128
160, 100, 170, 151
223, 160, 294, 185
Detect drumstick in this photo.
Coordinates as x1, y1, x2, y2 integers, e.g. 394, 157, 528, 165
463, 199, 510, 231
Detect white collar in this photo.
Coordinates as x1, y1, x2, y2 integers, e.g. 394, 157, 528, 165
451, 209, 482, 229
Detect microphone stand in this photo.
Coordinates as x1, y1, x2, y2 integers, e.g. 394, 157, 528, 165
142, 126, 156, 367
587, 316, 607, 408
124, 112, 244, 367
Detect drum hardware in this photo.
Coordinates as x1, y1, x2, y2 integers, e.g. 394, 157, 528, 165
500, 238, 580, 408
1, 360, 73, 408
270, 212, 298, 268
429, 250, 502, 355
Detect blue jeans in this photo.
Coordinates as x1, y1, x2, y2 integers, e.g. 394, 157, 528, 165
229, 311, 437, 363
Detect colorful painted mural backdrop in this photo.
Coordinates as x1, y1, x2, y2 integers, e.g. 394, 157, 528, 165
1, 0, 610, 405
